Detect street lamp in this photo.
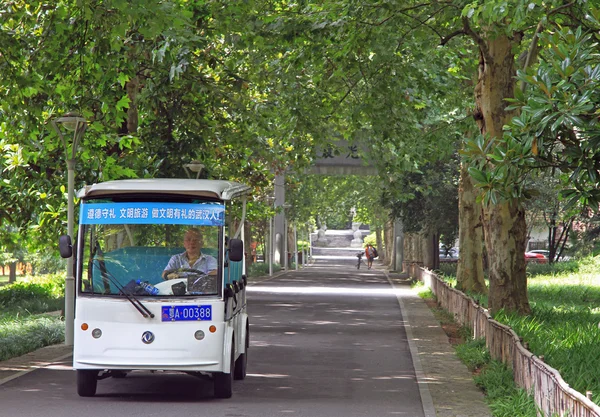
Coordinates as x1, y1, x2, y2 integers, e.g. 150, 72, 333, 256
52, 113, 87, 346
183, 160, 205, 179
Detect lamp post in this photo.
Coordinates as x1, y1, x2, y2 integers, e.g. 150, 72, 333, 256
52, 113, 87, 346
183, 160, 205, 179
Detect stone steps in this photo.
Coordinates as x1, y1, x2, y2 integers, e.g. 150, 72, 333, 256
311, 229, 369, 248
311, 247, 366, 257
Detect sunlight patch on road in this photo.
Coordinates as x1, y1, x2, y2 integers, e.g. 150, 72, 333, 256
247, 373, 289, 378
247, 286, 414, 297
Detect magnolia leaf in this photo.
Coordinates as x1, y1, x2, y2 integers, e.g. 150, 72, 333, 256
468, 167, 488, 184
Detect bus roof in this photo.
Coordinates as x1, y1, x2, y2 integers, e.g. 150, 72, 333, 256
78, 179, 251, 201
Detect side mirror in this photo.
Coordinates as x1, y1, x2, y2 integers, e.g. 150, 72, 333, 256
59, 235, 73, 258
229, 238, 244, 262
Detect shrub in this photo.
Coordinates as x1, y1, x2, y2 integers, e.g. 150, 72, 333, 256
455, 338, 490, 372
363, 232, 377, 247
0, 316, 64, 361
248, 262, 281, 277
24, 251, 66, 275
0, 275, 64, 315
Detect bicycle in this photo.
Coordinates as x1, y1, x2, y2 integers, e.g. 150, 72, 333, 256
356, 252, 364, 269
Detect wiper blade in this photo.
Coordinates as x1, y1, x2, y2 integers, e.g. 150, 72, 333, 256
91, 259, 155, 319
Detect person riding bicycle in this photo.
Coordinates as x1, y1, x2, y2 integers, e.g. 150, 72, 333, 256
356, 251, 364, 269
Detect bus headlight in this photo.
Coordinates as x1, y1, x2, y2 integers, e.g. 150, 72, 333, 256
194, 330, 205, 340
92, 328, 102, 339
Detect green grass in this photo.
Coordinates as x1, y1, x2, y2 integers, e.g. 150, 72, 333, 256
497, 259, 600, 401
418, 284, 537, 416
247, 262, 282, 277
455, 337, 490, 372
447, 329, 537, 416
438, 256, 600, 406
474, 360, 537, 417
0, 315, 64, 361
0, 274, 66, 362
0, 274, 65, 316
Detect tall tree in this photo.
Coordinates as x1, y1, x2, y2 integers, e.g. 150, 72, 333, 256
460, 1, 598, 313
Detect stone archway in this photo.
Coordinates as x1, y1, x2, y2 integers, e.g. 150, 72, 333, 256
272, 140, 404, 271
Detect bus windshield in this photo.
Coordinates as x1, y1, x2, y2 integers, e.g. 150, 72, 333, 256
78, 201, 224, 298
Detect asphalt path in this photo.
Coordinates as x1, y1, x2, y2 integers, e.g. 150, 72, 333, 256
0, 258, 425, 417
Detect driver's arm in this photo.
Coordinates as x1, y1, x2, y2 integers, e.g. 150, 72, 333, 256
206, 255, 218, 276
163, 255, 178, 279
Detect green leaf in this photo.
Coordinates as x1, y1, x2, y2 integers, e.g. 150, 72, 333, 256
468, 167, 488, 184
115, 95, 131, 111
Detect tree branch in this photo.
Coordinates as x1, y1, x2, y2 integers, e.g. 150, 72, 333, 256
440, 29, 467, 46
519, 21, 544, 92
462, 17, 491, 62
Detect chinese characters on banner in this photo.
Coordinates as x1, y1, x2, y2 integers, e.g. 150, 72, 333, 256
80, 202, 225, 226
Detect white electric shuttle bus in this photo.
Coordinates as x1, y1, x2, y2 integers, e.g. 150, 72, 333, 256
59, 179, 251, 398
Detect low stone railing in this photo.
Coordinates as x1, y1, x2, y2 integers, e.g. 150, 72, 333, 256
408, 263, 600, 417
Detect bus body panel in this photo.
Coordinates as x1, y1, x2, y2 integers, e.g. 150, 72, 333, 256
73, 297, 231, 372
67, 179, 250, 397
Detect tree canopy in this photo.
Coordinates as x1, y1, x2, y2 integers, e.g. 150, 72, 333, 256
2, 0, 600, 313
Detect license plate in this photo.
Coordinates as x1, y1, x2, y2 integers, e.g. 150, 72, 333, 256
161, 305, 212, 322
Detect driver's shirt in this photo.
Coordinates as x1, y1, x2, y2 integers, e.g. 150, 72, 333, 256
164, 252, 217, 275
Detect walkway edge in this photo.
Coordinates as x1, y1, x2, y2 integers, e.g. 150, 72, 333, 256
0, 351, 72, 387
385, 270, 437, 417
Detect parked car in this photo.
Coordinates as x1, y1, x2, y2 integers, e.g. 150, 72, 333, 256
525, 251, 548, 264
440, 247, 459, 259
528, 249, 571, 262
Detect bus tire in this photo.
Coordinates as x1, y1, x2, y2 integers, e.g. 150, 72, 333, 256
77, 370, 98, 397
214, 338, 234, 398
234, 324, 249, 380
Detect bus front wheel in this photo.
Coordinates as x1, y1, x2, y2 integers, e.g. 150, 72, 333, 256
214, 338, 235, 398
77, 370, 98, 397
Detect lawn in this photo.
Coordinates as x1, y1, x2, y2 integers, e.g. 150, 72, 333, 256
437, 257, 600, 405
0, 274, 65, 361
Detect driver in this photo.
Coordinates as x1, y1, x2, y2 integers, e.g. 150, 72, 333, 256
162, 228, 217, 279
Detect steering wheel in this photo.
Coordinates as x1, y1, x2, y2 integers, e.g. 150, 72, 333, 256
163, 268, 208, 281
160, 269, 215, 294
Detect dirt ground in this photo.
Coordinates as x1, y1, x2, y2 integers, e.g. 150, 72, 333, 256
423, 298, 464, 346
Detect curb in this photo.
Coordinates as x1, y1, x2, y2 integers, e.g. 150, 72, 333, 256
384, 270, 437, 417
0, 345, 73, 387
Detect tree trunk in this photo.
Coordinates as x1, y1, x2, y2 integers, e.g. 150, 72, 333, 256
9, 262, 17, 283
375, 226, 384, 261
421, 233, 432, 268
404, 232, 425, 266
126, 77, 139, 133
423, 232, 438, 270
244, 223, 253, 266
473, 34, 530, 314
456, 162, 487, 294
384, 218, 394, 266
483, 201, 529, 314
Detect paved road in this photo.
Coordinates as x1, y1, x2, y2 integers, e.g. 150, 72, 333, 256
0, 258, 428, 417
